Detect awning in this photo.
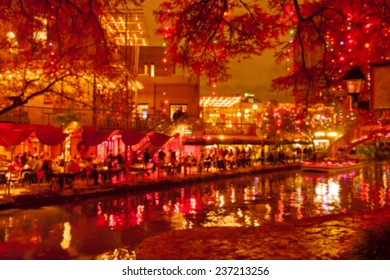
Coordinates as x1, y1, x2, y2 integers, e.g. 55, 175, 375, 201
0, 123, 36, 131
121, 129, 146, 146
148, 132, 175, 147
36, 126, 68, 146
82, 129, 111, 146
0, 128, 34, 147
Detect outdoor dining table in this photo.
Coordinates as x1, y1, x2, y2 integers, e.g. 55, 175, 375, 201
51, 172, 78, 189
97, 167, 123, 183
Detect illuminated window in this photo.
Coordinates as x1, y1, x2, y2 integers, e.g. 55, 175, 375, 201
137, 104, 148, 119
150, 64, 155, 77
144, 64, 148, 75
170, 104, 188, 119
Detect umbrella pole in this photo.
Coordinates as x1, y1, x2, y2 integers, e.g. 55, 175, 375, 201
7, 146, 15, 196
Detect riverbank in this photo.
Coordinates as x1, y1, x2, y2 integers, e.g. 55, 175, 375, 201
0, 163, 300, 210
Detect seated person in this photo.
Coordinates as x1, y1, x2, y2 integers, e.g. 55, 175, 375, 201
68, 160, 81, 174
204, 155, 212, 172
85, 158, 99, 186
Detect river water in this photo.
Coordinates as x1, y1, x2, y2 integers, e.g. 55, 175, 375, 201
0, 161, 389, 259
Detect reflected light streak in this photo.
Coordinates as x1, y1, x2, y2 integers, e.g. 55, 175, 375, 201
289, 186, 303, 208
244, 187, 249, 202
5, 227, 9, 242
97, 202, 103, 215
328, 179, 341, 203
108, 214, 116, 228
231, 188, 236, 204
60, 222, 72, 250
163, 203, 169, 213
190, 197, 197, 210
296, 205, 303, 220
382, 170, 389, 191
136, 205, 144, 225
30, 235, 42, 244
275, 200, 284, 222
315, 182, 329, 213
244, 214, 252, 226
219, 195, 225, 207
378, 185, 386, 208
154, 192, 160, 206
174, 202, 181, 213
360, 181, 369, 203
264, 204, 272, 221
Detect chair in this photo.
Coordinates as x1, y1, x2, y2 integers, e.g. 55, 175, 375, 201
20, 170, 37, 185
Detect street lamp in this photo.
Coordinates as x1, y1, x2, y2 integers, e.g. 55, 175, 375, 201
343, 66, 370, 110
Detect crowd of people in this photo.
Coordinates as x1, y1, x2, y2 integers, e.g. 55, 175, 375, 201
0, 144, 315, 189
148, 145, 314, 176
0, 151, 127, 188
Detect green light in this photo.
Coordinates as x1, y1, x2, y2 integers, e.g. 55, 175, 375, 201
289, 29, 294, 35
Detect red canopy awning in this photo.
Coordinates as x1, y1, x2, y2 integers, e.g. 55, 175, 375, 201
0, 123, 36, 131
36, 126, 68, 146
148, 132, 175, 147
121, 129, 146, 146
82, 129, 111, 146
0, 128, 34, 147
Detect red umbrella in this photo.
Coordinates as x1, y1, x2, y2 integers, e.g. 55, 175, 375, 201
82, 129, 111, 146
0, 127, 34, 196
36, 126, 68, 146
121, 129, 146, 146
0, 128, 33, 147
147, 132, 175, 147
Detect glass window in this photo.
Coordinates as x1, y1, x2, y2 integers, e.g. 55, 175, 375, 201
150, 64, 155, 77
144, 64, 148, 75
170, 104, 188, 119
136, 104, 148, 119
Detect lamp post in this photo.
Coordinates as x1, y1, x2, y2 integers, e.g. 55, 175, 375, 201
343, 66, 370, 110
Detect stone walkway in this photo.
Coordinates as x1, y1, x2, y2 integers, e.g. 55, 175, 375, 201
135, 207, 390, 260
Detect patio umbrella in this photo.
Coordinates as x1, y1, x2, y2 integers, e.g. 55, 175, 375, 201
147, 132, 174, 147
121, 129, 146, 146
0, 128, 33, 147
0, 127, 34, 196
36, 126, 68, 146
82, 129, 112, 146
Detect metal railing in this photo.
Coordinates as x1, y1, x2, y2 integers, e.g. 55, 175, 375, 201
0, 106, 258, 137
203, 123, 257, 136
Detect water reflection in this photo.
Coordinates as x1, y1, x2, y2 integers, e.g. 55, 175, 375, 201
0, 161, 389, 259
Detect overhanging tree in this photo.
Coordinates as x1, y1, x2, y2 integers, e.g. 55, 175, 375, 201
0, 0, 144, 118
154, 0, 390, 110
